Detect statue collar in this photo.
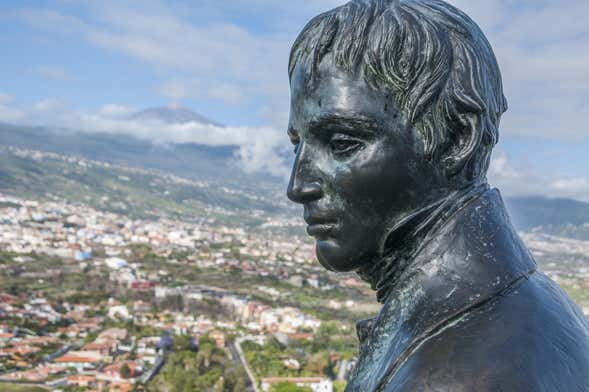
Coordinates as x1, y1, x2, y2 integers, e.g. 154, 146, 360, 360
349, 188, 537, 392
357, 182, 490, 304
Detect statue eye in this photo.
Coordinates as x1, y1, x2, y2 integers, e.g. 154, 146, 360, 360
329, 135, 363, 156
287, 128, 301, 155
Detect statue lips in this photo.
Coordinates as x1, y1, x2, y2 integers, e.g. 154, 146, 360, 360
306, 222, 336, 239
304, 213, 338, 239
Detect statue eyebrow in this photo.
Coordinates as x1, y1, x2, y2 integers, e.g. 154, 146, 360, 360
287, 127, 300, 144
308, 113, 378, 137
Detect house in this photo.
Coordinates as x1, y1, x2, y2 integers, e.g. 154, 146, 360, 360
283, 358, 301, 370
53, 354, 100, 372
209, 330, 226, 348
0, 345, 40, 356
0, 367, 52, 382
261, 377, 333, 392
98, 328, 128, 341
130, 281, 155, 291
108, 305, 131, 320
96, 361, 140, 383
0, 332, 14, 344
287, 332, 314, 342
133, 300, 152, 313
105, 257, 128, 270
103, 381, 134, 392
82, 340, 116, 356
67, 374, 97, 388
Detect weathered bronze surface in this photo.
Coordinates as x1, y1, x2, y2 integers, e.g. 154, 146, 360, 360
286, 1, 589, 390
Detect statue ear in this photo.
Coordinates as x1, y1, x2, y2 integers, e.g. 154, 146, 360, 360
442, 113, 483, 179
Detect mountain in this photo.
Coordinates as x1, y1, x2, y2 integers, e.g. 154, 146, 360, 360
2, 115, 589, 240
130, 106, 220, 126
0, 120, 286, 196
505, 196, 589, 240
0, 145, 299, 233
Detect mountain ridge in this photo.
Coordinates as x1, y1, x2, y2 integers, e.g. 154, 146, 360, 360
1, 118, 588, 239
130, 106, 221, 126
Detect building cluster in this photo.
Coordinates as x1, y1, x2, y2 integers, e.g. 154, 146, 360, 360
0, 193, 324, 283
2, 147, 589, 391
0, 193, 341, 390
0, 288, 248, 391
156, 285, 321, 334
520, 232, 589, 316
0, 304, 159, 391
0, 285, 324, 391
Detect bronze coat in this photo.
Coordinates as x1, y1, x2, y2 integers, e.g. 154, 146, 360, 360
347, 189, 589, 392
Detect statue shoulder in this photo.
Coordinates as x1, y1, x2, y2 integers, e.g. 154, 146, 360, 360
382, 272, 589, 392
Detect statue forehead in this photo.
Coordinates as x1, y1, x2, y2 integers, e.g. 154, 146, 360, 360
288, 62, 396, 132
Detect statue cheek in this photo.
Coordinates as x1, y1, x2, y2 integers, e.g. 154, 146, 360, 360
342, 147, 400, 200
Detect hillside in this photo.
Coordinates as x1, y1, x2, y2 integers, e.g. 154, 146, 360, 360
505, 196, 589, 240
0, 122, 239, 183
2, 118, 589, 240
0, 146, 298, 231
131, 106, 220, 126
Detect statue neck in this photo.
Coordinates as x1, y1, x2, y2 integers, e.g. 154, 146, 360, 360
357, 182, 489, 303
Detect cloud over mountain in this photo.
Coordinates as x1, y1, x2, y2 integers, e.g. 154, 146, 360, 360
0, 101, 288, 177
3, 1, 588, 199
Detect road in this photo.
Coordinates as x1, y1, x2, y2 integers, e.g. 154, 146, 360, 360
232, 336, 262, 392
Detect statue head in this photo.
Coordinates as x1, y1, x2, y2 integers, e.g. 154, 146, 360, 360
286, 0, 507, 273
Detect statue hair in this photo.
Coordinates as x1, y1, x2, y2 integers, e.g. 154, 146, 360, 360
289, 0, 508, 180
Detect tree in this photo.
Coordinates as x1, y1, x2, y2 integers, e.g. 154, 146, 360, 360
304, 353, 329, 375
214, 376, 225, 392
334, 380, 347, 392
173, 334, 197, 352
271, 382, 312, 392
84, 331, 98, 344
120, 363, 132, 379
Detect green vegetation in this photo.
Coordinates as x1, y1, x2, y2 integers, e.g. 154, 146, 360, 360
0, 252, 113, 305
271, 382, 312, 392
0, 150, 275, 227
561, 284, 589, 310
0, 383, 48, 392
148, 335, 247, 392
243, 323, 356, 382
120, 363, 132, 379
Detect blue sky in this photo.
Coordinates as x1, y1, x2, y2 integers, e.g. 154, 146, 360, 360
0, 0, 588, 200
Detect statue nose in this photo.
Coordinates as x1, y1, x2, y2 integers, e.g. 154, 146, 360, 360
287, 179, 323, 204
287, 140, 324, 204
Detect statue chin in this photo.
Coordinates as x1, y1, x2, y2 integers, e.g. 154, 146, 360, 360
315, 239, 350, 273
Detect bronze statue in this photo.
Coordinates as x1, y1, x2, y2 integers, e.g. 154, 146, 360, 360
286, 0, 589, 390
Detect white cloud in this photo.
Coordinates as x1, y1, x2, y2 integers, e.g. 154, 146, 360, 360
208, 83, 246, 105
488, 151, 522, 181
157, 78, 246, 105
18, 5, 287, 83
2, 98, 287, 176
0, 105, 24, 122
489, 149, 589, 202
9, 1, 589, 185
0, 93, 14, 105
488, 150, 539, 196
33, 99, 65, 112
447, 0, 589, 141
15, 3, 290, 129
34, 65, 73, 81
157, 78, 201, 100
98, 104, 136, 118
550, 178, 589, 201
16, 0, 588, 139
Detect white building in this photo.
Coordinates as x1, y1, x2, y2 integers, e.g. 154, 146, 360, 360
261, 377, 333, 392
